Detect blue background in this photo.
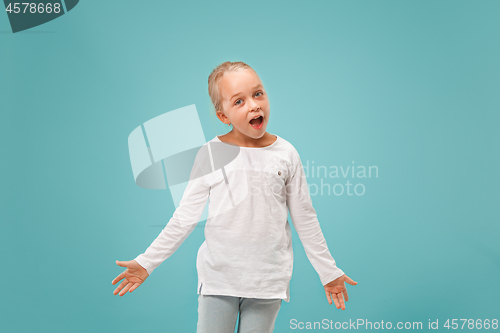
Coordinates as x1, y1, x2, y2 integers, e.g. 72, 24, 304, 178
1, 0, 499, 332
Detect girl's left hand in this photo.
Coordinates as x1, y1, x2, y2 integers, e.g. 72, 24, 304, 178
324, 274, 357, 310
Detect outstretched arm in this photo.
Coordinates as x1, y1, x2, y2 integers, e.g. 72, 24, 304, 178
286, 147, 357, 308
111, 146, 214, 297
286, 148, 344, 285
111, 173, 210, 297
133, 169, 211, 275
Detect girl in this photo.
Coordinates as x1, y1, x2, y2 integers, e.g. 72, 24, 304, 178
112, 61, 357, 333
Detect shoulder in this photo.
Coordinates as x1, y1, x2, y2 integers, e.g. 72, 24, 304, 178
276, 135, 296, 151
276, 135, 301, 161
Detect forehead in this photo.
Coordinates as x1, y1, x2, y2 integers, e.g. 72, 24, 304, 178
219, 69, 262, 99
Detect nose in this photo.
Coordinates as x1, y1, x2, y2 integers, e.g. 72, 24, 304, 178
248, 98, 260, 112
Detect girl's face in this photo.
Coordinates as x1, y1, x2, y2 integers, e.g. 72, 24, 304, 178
216, 69, 270, 140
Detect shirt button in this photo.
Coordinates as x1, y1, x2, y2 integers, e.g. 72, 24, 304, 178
278, 171, 281, 175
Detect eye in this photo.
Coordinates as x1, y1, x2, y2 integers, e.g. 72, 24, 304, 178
255, 91, 263, 97
234, 99, 243, 106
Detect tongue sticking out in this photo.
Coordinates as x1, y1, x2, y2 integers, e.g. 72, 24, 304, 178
250, 116, 263, 126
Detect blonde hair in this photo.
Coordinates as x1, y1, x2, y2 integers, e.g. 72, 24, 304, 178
208, 61, 256, 115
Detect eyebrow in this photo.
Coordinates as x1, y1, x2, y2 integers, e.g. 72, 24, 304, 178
229, 84, 263, 101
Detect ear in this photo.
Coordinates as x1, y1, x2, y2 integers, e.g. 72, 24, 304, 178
216, 110, 230, 125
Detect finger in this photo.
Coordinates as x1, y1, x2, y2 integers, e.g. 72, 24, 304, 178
129, 282, 141, 293
344, 275, 358, 285
113, 279, 128, 295
116, 260, 128, 268
119, 283, 133, 296
332, 294, 341, 309
325, 291, 332, 305
112, 272, 125, 285
342, 287, 349, 302
337, 293, 346, 310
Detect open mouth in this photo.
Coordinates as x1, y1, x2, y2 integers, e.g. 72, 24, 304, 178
249, 116, 264, 129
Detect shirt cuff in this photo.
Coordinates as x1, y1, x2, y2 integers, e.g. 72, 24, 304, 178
134, 255, 155, 276
320, 266, 345, 286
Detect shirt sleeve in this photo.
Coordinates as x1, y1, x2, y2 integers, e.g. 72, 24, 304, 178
286, 148, 345, 286
134, 149, 212, 276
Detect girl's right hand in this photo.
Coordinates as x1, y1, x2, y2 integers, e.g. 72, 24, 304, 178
112, 260, 149, 296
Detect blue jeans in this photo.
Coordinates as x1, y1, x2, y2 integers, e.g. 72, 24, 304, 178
196, 294, 282, 333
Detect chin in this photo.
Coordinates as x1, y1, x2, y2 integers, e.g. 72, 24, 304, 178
252, 130, 267, 139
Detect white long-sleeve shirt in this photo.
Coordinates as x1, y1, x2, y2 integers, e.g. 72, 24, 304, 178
134, 134, 344, 302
